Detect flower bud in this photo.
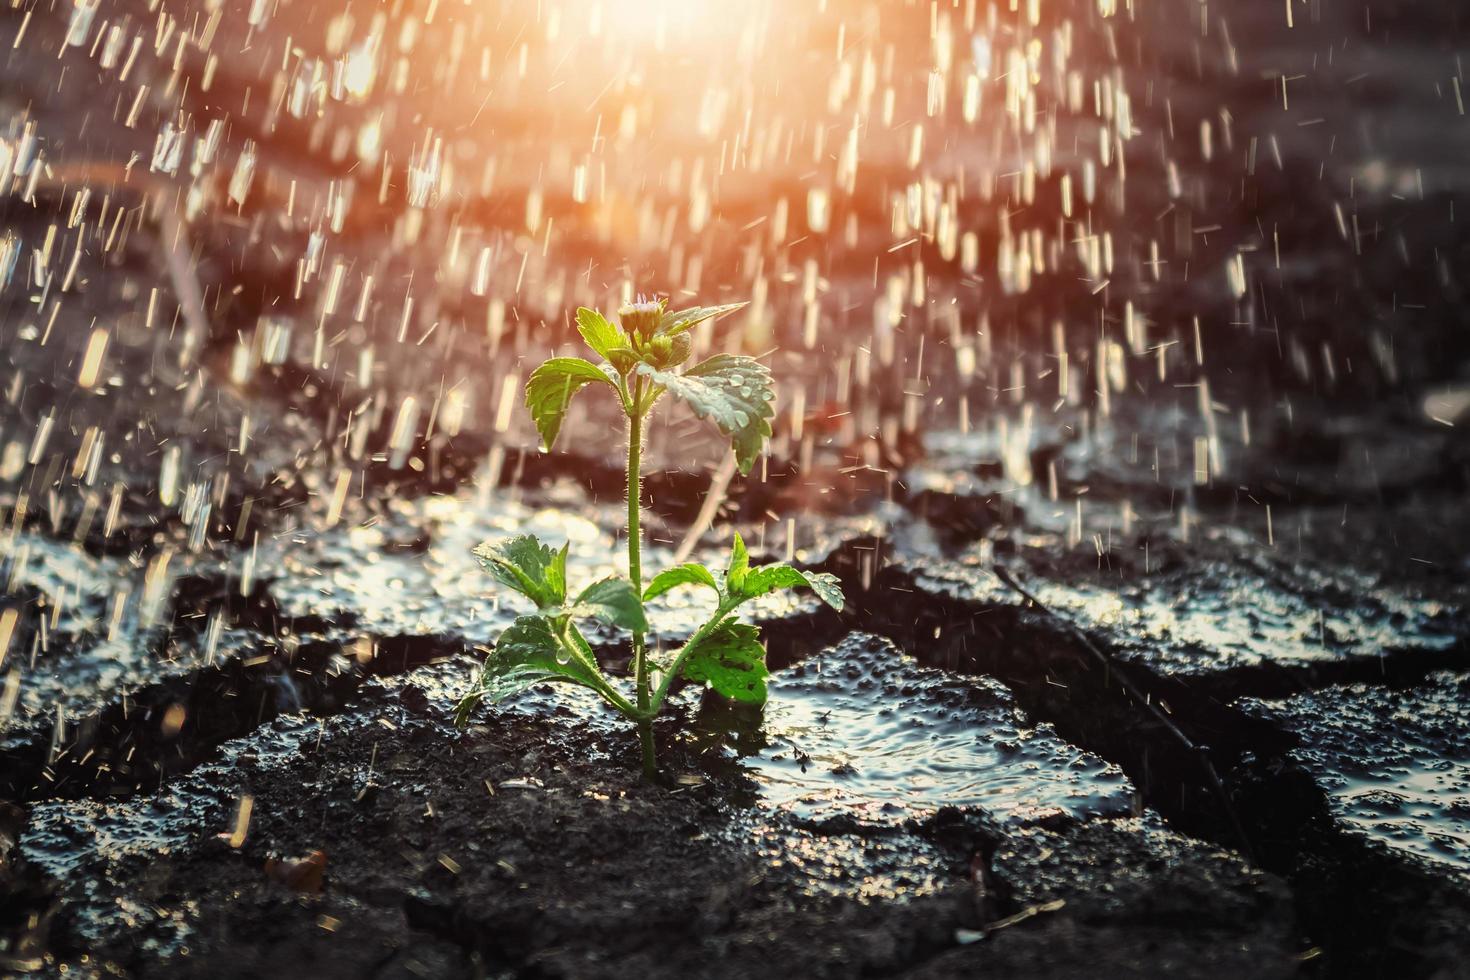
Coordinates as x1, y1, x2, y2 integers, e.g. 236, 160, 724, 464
649, 333, 692, 369
609, 348, 638, 374
618, 298, 665, 343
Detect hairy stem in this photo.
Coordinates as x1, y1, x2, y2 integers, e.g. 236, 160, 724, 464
626, 385, 655, 778
627, 387, 643, 593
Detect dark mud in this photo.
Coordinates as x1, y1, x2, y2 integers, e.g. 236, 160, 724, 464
1243, 672, 1470, 878
8, 653, 1299, 979
3, 436, 1467, 976
1229, 670, 1470, 976
3, 0, 1470, 976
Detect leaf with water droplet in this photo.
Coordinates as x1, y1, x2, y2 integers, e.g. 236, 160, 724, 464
736, 563, 845, 611
654, 301, 747, 339
636, 354, 773, 474
472, 535, 567, 610
679, 619, 768, 705
454, 615, 608, 726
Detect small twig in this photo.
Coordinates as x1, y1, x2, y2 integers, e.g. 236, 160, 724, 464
992, 564, 1256, 863
158, 205, 211, 367
983, 897, 1066, 935
671, 452, 737, 564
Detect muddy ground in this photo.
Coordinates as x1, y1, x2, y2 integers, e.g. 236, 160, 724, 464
2, 0, 1470, 977
1, 440, 1465, 979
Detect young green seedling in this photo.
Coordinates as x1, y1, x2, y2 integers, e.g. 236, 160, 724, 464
454, 297, 844, 778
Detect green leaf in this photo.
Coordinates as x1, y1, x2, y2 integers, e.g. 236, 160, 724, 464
636, 354, 774, 475
644, 563, 720, 601
454, 685, 486, 728
575, 307, 629, 362
680, 619, 768, 704
472, 535, 567, 609
655, 302, 748, 339
725, 531, 750, 594
525, 357, 617, 451
454, 616, 607, 725
738, 564, 845, 611
568, 576, 648, 633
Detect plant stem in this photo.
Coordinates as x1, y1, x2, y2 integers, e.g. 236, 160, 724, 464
557, 622, 639, 717
637, 718, 656, 778
646, 597, 738, 716
626, 383, 655, 778
627, 385, 643, 594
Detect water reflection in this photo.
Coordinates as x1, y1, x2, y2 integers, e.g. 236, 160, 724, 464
698, 632, 1133, 824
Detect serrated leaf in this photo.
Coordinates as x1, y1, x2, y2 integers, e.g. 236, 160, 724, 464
490, 616, 603, 685
454, 616, 606, 725
680, 619, 768, 704
636, 354, 773, 474
725, 531, 750, 594
525, 357, 617, 451
643, 563, 720, 601
472, 535, 567, 609
738, 564, 845, 611
568, 576, 648, 633
655, 301, 747, 339
575, 307, 628, 362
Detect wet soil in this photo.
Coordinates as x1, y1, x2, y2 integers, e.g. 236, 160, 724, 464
11, 663, 1299, 980
3, 0, 1470, 976
2, 476, 1465, 977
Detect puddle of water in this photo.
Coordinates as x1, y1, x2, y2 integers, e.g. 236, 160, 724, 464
712, 632, 1133, 825
1244, 671, 1470, 878
1334, 773, 1470, 872
1, 533, 125, 640
265, 485, 610, 644
265, 473, 822, 648
1089, 565, 1460, 676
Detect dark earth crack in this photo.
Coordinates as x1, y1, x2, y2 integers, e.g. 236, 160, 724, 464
800, 539, 1470, 976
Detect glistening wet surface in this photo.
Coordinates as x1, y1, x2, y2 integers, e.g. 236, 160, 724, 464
264, 474, 825, 647
714, 633, 1134, 824
19, 717, 321, 958
0, 533, 212, 744
3, 0, 1470, 970
899, 528, 1464, 680
1241, 672, 1470, 879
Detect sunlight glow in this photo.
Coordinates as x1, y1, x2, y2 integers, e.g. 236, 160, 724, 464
585, 0, 742, 42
